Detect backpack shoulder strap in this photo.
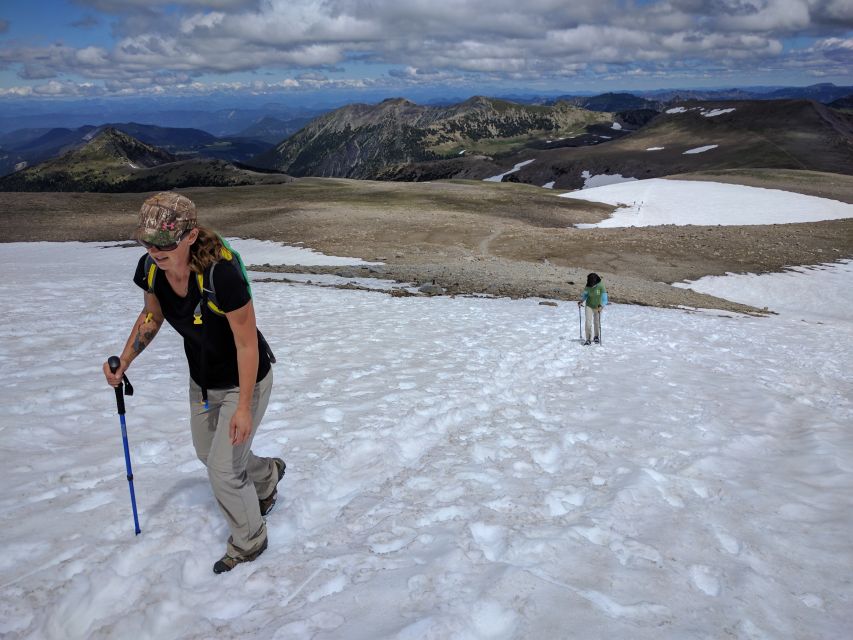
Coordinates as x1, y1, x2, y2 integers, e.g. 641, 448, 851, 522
218, 235, 253, 298
143, 255, 158, 293
201, 262, 226, 316
197, 236, 251, 313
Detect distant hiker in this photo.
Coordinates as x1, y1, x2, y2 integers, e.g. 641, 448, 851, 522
103, 192, 284, 574
578, 272, 608, 345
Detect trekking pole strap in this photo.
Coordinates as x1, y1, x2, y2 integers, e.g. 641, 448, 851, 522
108, 356, 133, 415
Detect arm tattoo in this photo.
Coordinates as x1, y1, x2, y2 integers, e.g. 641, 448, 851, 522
132, 326, 157, 355
131, 312, 160, 355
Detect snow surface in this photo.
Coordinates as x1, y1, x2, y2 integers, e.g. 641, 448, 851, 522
483, 160, 534, 182
542, 181, 555, 189
645, 146, 665, 151
1, 234, 852, 640
703, 108, 736, 118
580, 170, 637, 190
683, 145, 718, 155
221, 238, 376, 267
611, 123, 622, 130
562, 178, 853, 228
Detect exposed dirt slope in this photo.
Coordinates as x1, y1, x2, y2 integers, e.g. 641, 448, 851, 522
1, 172, 851, 314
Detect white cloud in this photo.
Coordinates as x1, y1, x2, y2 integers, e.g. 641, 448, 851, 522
75, 46, 110, 66
0, 0, 850, 98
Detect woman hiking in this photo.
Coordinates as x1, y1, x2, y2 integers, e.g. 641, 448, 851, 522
103, 192, 284, 574
578, 272, 608, 345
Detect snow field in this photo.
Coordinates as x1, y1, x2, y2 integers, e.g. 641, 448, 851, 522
0, 242, 851, 639
563, 178, 853, 227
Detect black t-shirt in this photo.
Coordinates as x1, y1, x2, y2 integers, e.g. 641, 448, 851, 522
133, 254, 271, 388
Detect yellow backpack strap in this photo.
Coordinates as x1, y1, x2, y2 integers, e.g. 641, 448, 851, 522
203, 262, 226, 316
193, 273, 204, 325
144, 256, 158, 292
194, 267, 226, 319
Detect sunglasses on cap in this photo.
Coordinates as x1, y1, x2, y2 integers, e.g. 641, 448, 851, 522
138, 229, 189, 252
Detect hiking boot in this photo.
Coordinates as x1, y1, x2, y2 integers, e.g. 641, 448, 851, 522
583, 339, 591, 346
259, 457, 286, 517
593, 337, 600, 344
213, 537, 268, 574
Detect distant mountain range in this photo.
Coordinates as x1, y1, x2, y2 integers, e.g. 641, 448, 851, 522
637, 83, 853, 104
0, 128, 292, 192
0, 103, 327, 138
2, 87, 851, 192
0, 122, 278, 177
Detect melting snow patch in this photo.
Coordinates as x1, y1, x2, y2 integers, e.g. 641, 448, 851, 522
458, 149, 466, 155
483, 159, 534, 182
611, 122, 622, 130
675, 260, 853, 322
224, 238, 378, 266
542, 181, 555, 189
666, 107, 688, 114
683, 145, 718, 155
561, 178, 853, 227
581, 170, 638, 189
645, 147, 665, 151
703, 108, 736, 118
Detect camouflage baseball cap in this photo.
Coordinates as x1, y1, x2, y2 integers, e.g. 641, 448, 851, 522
136, 192, 197, 246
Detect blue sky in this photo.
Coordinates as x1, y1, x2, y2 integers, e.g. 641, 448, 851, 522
0, 0, 851, 101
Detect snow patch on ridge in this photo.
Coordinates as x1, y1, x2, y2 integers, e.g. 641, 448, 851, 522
483, 159, 534, 182
581, 170, 637, 189
683, 145, 718, 154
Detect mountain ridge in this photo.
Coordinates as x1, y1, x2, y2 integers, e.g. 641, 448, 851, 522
253, 96, 615, 179
0, 128, 292, 192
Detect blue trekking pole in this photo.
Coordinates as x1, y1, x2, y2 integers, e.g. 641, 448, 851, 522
108, 356, 141, 535
600, 309, 604, 346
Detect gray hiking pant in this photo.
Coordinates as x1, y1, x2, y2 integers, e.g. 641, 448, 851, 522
584, 306, 602, 341
189, 370, 276, 556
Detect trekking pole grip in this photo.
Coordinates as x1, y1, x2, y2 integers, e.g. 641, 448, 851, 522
108, 355, 126, 415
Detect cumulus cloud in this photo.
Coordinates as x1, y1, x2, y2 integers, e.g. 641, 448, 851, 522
1, 0, 850, 98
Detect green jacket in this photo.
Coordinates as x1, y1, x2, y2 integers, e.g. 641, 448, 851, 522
582, 283, 608, 308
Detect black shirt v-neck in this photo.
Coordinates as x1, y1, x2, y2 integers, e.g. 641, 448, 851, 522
133, 254, 271, 388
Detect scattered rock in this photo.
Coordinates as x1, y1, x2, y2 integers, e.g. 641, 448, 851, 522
419, 283, 445, 295
539, 301, 558, 307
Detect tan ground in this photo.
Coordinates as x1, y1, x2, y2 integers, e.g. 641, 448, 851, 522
2, 170, 852, 314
